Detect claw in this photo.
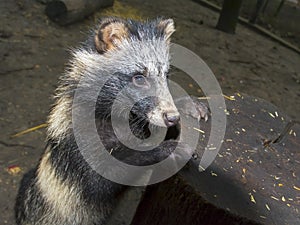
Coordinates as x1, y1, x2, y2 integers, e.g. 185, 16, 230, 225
194, 101, 209, 122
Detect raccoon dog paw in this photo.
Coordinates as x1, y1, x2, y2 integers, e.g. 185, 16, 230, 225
175, 96, 210, 122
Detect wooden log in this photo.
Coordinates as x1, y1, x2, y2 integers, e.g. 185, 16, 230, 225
131, 93, 300, 225
36, 0, 55, 4
216, 0, 243, 34
249, 0, 265, 24
45, 0, 114, 25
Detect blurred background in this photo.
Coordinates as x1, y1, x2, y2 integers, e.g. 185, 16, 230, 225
0, 0, 299, 224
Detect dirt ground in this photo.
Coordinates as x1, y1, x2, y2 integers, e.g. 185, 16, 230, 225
0, 0, 299, 224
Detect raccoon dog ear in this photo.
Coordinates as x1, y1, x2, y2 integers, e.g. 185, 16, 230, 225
157, 18, 175, 41
94, 18, 129, 54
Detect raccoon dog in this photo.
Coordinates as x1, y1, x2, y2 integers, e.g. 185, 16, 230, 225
15, 17, 204, 225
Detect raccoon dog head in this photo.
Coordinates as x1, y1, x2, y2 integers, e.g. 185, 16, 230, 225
48, 17, 180, 141
89, 17, 180, 129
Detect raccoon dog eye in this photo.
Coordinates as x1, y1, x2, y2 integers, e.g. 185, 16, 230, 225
132, 75, 149, 88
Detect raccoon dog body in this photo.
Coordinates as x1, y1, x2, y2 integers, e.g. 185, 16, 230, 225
15, 17, 188, 225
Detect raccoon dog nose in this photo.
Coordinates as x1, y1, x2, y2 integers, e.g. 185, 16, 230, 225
163, 112, 180, 127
